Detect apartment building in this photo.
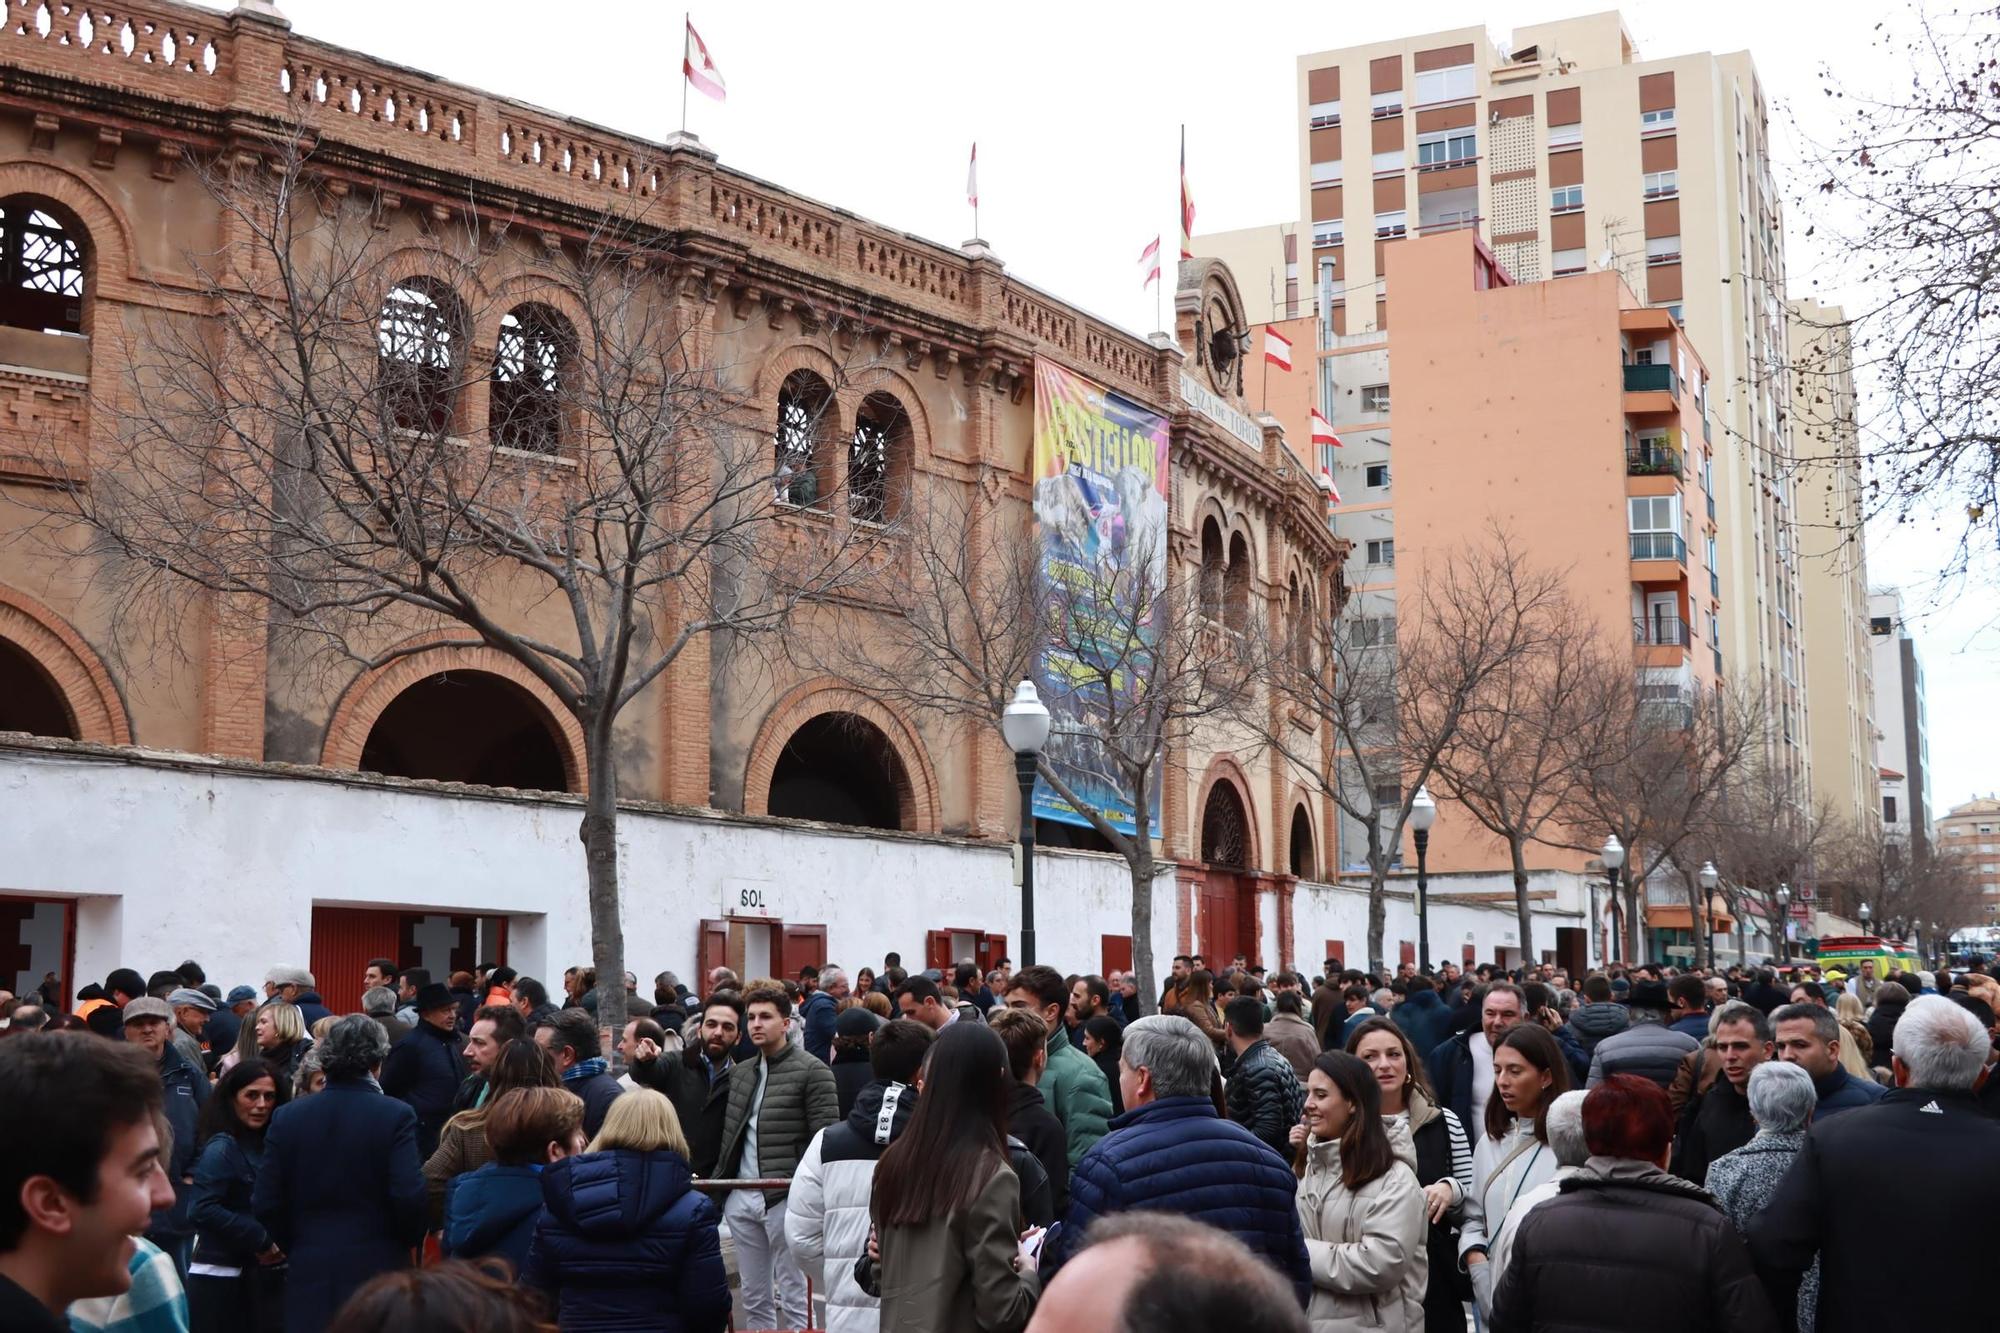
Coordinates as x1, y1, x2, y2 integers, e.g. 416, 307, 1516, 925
1790, 302, 1879, 838
1869, 589, 1933, 853
1937, 798, 2000, 918
1287, 11, 1812, 803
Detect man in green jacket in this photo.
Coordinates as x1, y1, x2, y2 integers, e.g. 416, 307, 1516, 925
1006, 965, 1114, 1166
716, 983, 839, 1332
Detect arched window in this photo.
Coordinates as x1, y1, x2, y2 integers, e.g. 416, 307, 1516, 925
1199, 519, 1225, 620
377, 279, 467, 435
1225, 532, 1252, 631
0, 634, 76, 739
767, 711, 912, 830
774, 370, 832, 508
359, 670, 571, 792
849, 392, 908, 525
1200, 780, 1251, 868
0, 196, 86, 335
491, 304, 571, 454
1289, 805, 1316, 879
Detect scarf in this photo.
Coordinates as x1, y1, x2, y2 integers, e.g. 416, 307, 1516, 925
563, 1057, 609, 1083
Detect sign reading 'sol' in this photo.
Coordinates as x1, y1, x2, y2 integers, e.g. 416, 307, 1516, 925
1028, 358, 1169, 838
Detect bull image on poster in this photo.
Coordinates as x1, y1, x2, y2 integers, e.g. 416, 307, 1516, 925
1029, 358, 1170, 838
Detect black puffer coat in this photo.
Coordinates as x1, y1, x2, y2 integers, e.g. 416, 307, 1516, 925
1489, 1158, 1778, 1333
1865, 996, 1906, 1069
1223, 1038, 1305, 1160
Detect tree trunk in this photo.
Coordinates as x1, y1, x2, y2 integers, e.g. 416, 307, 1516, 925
1510, 835, 1533, 965
1129, 847, 1157, 1021
1366, 819, 1388, 973
581, 731, 627, 1060
1684, 865, 1709, 970
1627, 873, 1645, 965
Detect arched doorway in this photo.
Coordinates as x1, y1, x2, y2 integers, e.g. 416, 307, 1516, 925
767, 712, 910, 831
0, 635, 75, 738
359, 670, 570, 792
1289, 805, 1316, 880
1198, 780, 1255, 966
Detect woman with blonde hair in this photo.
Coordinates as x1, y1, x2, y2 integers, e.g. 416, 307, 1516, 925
524, 1089, 729, 1331
222, 1000, 314, 1087
1833, 991, 1875, 1079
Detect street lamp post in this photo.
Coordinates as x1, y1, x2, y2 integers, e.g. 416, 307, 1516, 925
1774, 884, 1790, 966
1410, 786, 1437, 974
1001, 680, 1051, 969
1699, 861, 1719, 966
1601, 834, 1626, 966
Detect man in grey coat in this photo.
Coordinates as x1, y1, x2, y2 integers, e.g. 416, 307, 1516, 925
1588, 980, 1699, 1088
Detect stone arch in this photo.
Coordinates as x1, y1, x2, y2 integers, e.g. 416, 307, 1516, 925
1195, 756, 1261, 871
322, 637, 586, 792
742, 679, 939, 833
0, 583, 130, 744
841, 363, 935, 470
1286, 797, 1319, 880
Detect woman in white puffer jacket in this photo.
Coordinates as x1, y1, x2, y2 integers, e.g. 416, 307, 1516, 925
1291, 1050, 1429, 1333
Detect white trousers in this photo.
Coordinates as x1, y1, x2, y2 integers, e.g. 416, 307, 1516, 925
724, 1188, 809, 1330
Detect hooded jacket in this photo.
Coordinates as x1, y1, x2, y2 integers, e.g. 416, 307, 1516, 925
1297, 1117, 1428, 1333
443, 1161, 546, 1274
524, 1147, 730, 1333
1489, 1156, 1778, 1333
786, 1080, 917, 1333
1560, 1002, 1630, 1076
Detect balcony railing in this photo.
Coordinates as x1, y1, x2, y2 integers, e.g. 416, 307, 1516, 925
1416, 212, 1482, 235
1626, 442, 1683, 477
1639, 693, 1697, 730
1623, 363, 1679, 396
1633, 616, 1692, 647
1629, 532, 1688, 563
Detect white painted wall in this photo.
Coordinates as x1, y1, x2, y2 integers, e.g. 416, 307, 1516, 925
1, 744, 1575, 995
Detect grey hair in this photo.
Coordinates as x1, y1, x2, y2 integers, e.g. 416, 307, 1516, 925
655, 971, 680, 993
319, 1013, 391, 1079
1544, 1090, 1590, 1167
1747, 1061, 1817, 1133
1120, 1015, 1218, 1099
360, 986, 398, 1016
1371, 989, 1395, 1009
292, 1047, 325, 1098
264, 966, 313, 988
1709, 1000, 1771, 1043
1893, 995, 1992, 1091
819, 966, 847, 990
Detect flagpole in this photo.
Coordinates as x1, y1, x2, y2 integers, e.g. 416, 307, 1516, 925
680, 12, 689, 133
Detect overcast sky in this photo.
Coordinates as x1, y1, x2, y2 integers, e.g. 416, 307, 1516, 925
267, 0, 1996, 814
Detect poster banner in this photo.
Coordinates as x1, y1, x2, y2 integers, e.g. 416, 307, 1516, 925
1029, 358, 1170, 837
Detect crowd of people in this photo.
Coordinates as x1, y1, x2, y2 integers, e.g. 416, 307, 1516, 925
0, 946, 1995, 1332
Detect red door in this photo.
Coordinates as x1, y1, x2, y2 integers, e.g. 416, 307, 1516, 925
1199, 874, 1242, 969
697, 920, 728, 996
778, 924, 827, 981
926, 930, 952, 973
1100, 935, 1132, 977
980, 934, 1008, 973
310, 907, 403, 1014
1324, 940, 1352, 973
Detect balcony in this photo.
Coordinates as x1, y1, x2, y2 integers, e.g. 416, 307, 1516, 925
1639, 692, 1697, 731
1633, 616, 1692, 647
1622, 364, 1679, 395
1416, 211, 1482, 236
1629, 532, 1688, 563
1626, 441, 1683, 477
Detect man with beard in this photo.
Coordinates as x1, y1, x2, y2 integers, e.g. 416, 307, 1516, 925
626, 991, 744, 1175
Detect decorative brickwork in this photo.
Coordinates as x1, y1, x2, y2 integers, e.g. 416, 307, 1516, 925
742, 678, 940, 834
0, 582, 130, 744
321, 637, 587, 792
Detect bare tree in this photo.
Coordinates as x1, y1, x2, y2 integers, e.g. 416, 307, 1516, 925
1258, 531, 1565, 970
1556, 674, 1765, 966
1706, 758, 1834, 967
1432, 591, 1611, 963
805, 480, 1253, 1013
31, 138, 871, 1039
1790, 1, 2000, 582
1820, 817, 1986, 944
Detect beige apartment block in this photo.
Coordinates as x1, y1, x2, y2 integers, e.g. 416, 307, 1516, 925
1790, 301, 1878, 838
1937, 798, 2000, 917
1257, 11, 1820, 863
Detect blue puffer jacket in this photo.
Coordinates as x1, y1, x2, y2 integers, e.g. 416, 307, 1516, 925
443, 1162, 546, 1274
1047, 1096, 1311, 1307
1392, 989, 1454, 1059
524, 1148, 730, 1333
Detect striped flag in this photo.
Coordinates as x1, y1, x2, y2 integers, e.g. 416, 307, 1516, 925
1264, 328, 1294, 371
967, 142, 979, 208
1139, 236, 1162, 288
1179, 126, 1196, 259
1317, 457, 1343, 507
683, 20, 726, 103
1310, 407, 1342, 448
